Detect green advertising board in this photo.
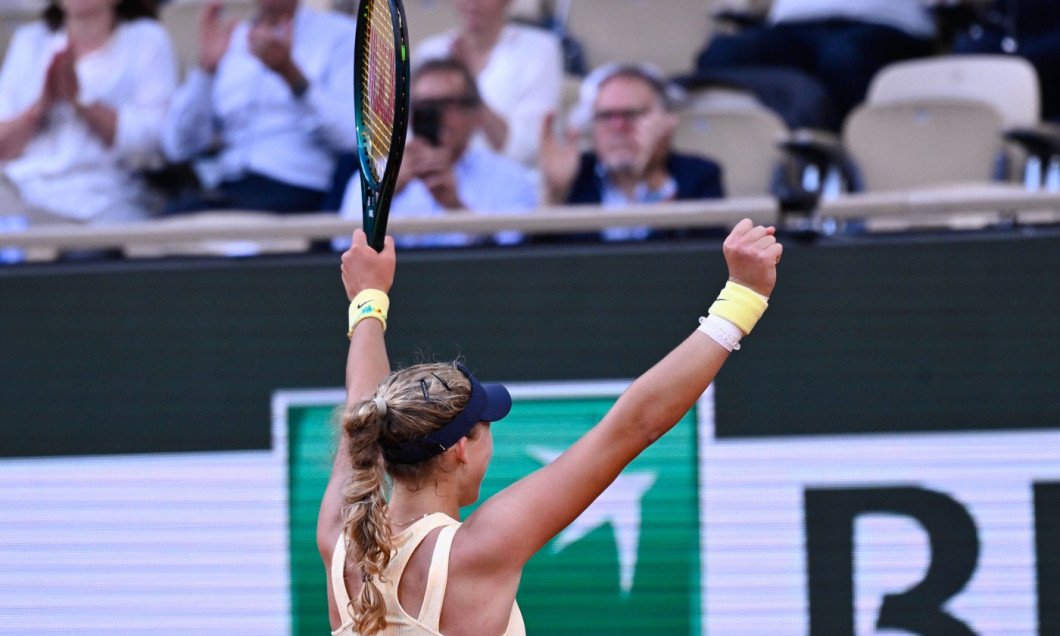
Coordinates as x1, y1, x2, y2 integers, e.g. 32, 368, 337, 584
280, 380, 705, 635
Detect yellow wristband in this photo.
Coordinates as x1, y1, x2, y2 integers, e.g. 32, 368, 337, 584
348, 289, 389, 338
707, 281, 768, 335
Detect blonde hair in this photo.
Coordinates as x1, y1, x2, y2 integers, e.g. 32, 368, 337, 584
340, 362, 475, 635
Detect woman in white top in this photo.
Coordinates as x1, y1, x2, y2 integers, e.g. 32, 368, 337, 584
0, 0, 177, 225
415, 0, 562, 166
318, 220, 782, 635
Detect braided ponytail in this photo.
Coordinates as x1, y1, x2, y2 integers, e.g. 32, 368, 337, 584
341, 394, 394, 635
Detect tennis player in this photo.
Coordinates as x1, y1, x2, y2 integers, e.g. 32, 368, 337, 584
318, 219, 782, 635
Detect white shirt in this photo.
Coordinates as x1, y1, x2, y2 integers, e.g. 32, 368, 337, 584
161, 7, 357, 192
0, 19, 177, 223
416, 24, 563, 167
339, 147, 538, 248
770, 0, 936, 39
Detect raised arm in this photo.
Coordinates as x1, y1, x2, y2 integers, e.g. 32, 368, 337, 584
462, 219, 782, 569
317, 230, 396, 571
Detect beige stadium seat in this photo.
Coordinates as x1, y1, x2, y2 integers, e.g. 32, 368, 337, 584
673, 105, 789, 197
559, 0, 712, 75
787, 55, 1042, 194
864, 54, 1060, 187
843, 99, 1004, 192
867, 54, 1040, 127
160, 0, 256, 78
810, 55, 1053, 232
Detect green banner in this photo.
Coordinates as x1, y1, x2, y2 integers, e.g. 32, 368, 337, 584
283, 382, 702, 635
287, 398, 343, 636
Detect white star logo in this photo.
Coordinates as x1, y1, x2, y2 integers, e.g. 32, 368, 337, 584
527, 445, 657, 597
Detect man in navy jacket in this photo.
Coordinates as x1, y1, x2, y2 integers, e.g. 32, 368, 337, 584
540, 63, 723, 242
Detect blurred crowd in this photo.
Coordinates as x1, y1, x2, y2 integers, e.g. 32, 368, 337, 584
1, 0, 1058, 254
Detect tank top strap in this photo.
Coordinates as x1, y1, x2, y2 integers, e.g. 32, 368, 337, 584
415, 523, 460, 628
330, 534, 353, 624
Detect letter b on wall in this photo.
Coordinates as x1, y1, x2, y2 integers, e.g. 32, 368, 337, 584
804, 486, 979, 636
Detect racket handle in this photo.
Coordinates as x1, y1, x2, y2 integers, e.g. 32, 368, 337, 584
367, 225, 386, 252
366, 196, 391, 253
361, 188, 387, 253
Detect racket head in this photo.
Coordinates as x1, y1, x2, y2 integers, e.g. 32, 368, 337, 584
353, 0, 411, 251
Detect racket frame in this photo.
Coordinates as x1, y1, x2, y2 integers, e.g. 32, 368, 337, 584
353, 0, 411, 251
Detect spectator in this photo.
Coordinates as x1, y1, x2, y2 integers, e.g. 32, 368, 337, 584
337, 58, 537, 249
160, 0, 356, 214
539, 62, 723, 242
415, 0, 562, 166
0, 0, 176, 227
951, 0, 1060, 122
694, 0, 937, 129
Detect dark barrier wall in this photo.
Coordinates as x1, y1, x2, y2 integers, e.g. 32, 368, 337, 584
2, 231, 1059, 458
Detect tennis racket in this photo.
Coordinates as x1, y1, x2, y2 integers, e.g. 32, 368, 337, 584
353, 0, 411, 252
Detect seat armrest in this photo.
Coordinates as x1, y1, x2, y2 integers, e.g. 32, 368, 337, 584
1004, 123, 1060, 160
712, 8, 768, 31
779, 128, 845, 165
775, 128, 854, 207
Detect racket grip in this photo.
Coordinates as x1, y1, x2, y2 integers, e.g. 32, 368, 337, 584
367, 228, 386, 252
366, 199, 391, 253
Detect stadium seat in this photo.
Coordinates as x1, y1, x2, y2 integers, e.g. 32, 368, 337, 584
867, 54, 1040, 126
672, 101, 789, 197
813, 100, 1024, 232
866, 54, 1060, 189
784, 54, 1060, 231
802, 55, 1053, 232
844, 99, 1004, 191
557, 0, 713, 75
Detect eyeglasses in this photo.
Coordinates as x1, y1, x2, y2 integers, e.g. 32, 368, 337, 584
592, 108, 649, 125
411, 96, 479, 112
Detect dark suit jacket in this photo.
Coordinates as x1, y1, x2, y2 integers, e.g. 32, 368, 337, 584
539, 151, 724, 242
566, 152, 724, 205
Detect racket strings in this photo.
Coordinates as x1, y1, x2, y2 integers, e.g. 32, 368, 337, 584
360, 0, 397, 180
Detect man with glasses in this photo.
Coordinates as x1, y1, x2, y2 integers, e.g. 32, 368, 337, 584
335, 57, 537, 248
539, 62, 723, 242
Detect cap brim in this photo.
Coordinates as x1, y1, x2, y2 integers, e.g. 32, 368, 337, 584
479, 382, 512, 422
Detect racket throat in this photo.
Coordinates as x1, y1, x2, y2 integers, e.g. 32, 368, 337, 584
362, 189, 380, 221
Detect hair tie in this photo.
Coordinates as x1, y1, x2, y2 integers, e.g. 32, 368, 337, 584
373, 396, 387, 414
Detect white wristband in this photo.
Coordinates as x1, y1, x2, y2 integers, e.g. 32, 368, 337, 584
697, 315, 743, 352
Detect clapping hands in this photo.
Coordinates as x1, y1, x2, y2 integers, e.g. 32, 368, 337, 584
41, 47, 79, 108
539, 111, 581, 203
248, 18, 295, 74
198, 2, 236, 74
631, 108, 677, 177
400, 138, 462, 209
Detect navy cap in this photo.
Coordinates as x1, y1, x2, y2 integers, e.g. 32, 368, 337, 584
383, 364, 511, 465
